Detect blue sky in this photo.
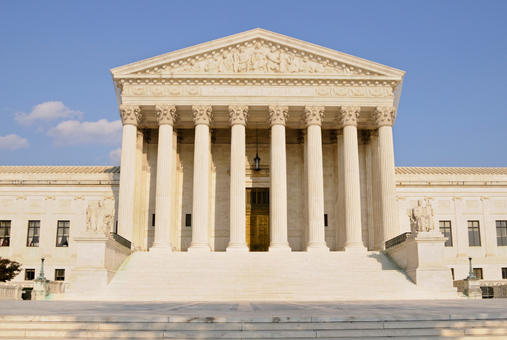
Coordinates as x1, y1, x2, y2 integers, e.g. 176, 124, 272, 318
1, 1, 506, 167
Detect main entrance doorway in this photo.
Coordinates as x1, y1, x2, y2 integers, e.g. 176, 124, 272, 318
246, 188, 270, 251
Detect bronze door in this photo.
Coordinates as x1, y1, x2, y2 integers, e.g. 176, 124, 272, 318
246, 188, 269, 252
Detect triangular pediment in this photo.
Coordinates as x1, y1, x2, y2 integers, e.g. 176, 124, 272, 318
111, 29, 405, 79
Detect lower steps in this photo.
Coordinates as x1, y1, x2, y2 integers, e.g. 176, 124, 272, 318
67, 251, 458, 301
1, 314, 507, 339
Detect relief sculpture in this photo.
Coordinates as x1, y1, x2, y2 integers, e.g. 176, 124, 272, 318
164, 42, 368, 75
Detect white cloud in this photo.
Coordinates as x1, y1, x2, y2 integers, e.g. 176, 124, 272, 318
47, 119, 122, 147
109, 148, 121, 165
0, 134, 29, 150
15, 101, 83, 125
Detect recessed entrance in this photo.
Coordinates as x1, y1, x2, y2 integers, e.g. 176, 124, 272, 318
246, 188, 270, 251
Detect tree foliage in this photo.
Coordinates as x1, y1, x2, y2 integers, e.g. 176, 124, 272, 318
0, 257, 22, 282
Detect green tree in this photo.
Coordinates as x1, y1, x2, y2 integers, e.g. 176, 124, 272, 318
0, 257, 22, 282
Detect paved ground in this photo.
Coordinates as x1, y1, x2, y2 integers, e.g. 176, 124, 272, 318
0, 300, 506, 318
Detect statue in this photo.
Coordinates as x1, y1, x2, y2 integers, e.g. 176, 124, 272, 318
266, 47, 281, 73
410, 199, 435, 233
300, 56, 314, 73
251, 42, 267, 72
204, 54, 220, 73
234, 46, 250, 73
85, 200, 114, 235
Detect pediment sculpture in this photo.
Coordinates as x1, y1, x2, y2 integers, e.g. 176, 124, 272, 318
409, 199, 435, 233
156, 42, 374, 76
86, 200, 114, 235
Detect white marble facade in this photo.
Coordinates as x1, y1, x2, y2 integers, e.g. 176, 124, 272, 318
1, 29, 507, 285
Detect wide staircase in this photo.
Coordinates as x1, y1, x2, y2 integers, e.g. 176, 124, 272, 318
2, 314, 507, 339
68, 251, 458, 301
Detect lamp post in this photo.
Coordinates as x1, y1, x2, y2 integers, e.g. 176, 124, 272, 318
466, 256, 477, 280
253, 125, 261, 171
36, 255, 46, 280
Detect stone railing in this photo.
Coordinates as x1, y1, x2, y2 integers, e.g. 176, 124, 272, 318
454, 280, 507, 298
48, 281, 66, 294
385, 232, 411, 249
111, 232, 131, 249
0, 283, 24, 300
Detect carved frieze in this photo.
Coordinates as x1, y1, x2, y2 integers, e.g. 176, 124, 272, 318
131, 40, 385, 77
304, 105, 325, 127
121, 84, 394, 98
373, 106, 397, 127
119, 104, 142, 126
155, 105, 177, 126
192, 105, 213, 126
228, 105, 249, 126
339, 106, 361, 127
268, 105, 289, 126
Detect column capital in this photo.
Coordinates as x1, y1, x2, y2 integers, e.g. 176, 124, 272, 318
339, 106, 361, 127
373, 106, 397, 127
228, 105, 249, 126
155, 105, 177, 126
304, 105, 325, 127
268, 105, 289, 126
192, 105, 213, 126
119, 105, 142, 126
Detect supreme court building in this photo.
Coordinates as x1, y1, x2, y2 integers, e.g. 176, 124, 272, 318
1, 29, 507, 300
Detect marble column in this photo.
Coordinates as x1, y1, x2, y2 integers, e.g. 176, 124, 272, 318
373, 106, 399, 245
268, 105, 291, 252
370, 132, 384, 250
304, 105, 329, 252
117, 104, 141, 244
188, 105, 212, 252
340, 106, 366, 251
227, 105, 249, 252
151, 105, 177, 250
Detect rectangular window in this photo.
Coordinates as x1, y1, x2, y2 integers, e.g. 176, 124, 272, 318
473, 268, 483, 279
502, 268, 507, 279
26, 220, 40, 247
54, 269, 65, 281
56, 221, 69, 247
0, 220, 11, 247
25, 269, 35, 281
324, 214, 328, 227
152, 214, 155, 227
185, 214, 191, 227
496, 221, 507, 246
468, 221, 481, 247
439, 221, 453, 247
451, 268, 455, 280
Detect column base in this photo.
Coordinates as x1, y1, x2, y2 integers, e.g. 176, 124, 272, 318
269, 243, 291, 252
188, 243, 211, 252
150, 244, 173, 252
226, 243, 249, 252
344, 242, 367, 252
306, 243, 330, 252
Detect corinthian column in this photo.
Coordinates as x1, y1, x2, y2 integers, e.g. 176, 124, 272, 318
188, 105, 212, 252
227, 105, 249, 252
268, 105, 291, 252
373, 106, 399, 245
117, 104, 141, 244
304, 106, 329, 252
340, 106, 366, 251
151, 105, 177, 250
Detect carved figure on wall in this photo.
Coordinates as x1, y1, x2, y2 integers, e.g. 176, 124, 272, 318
85, 200, 114, 234
204, 54, 220, 73
410, 199, 435, 233
251, 42, 267, 72
234, 46, 250, 73
266, 47, 281, 73
300, 56, 313, 73
280, 53, 298, 73
183, 60, 201, 73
